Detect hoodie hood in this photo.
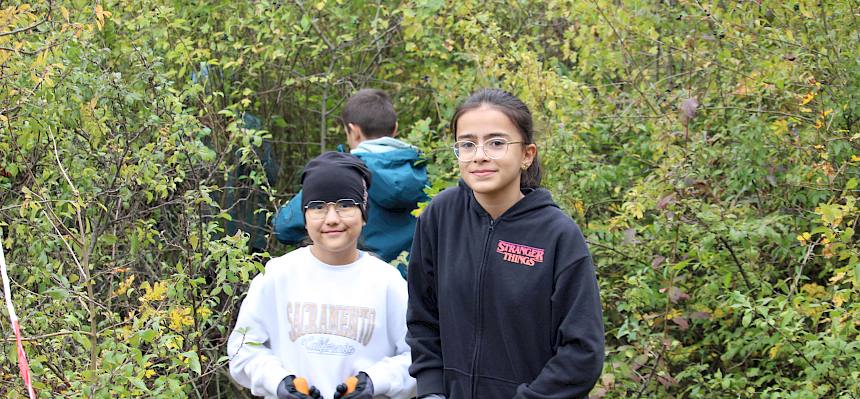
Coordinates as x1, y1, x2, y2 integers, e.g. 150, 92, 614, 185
458, 179, 559, 222
352, 137, 416, 154
354, 148, 429, 210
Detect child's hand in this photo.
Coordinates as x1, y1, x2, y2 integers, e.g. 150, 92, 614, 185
277, 375, 321, 399
333, 372, 374, 399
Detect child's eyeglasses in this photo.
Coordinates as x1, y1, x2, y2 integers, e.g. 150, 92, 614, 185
304, 199, 363, 220
452, 138, 522, 161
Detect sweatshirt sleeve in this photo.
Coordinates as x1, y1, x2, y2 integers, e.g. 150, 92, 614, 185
514, 255, 605, 399
405, 213, 446, 396
363, 275, 417, 399
228, 272, 295, 397
273, 191, 307, 244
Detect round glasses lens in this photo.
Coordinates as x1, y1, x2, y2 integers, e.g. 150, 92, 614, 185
334, 200, 359, 217
454, 141, 477, 160
484, 139, 508, 158
305, 200, 362, 220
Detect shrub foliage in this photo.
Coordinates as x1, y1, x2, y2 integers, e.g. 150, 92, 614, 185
0, 1, 858, 397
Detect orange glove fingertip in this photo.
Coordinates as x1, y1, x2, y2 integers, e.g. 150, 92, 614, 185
293, 377, 310, 395
345, 376, 359, 394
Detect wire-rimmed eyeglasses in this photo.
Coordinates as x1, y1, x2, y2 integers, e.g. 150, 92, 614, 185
452, 138, 522, 161
304, 199, 364, 220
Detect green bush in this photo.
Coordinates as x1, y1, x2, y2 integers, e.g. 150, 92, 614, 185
0, 0, 857, 397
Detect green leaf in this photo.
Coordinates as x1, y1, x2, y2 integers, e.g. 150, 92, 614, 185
854, 263, 860, 284
184, 351, 202, 375
742, 312, 752, 327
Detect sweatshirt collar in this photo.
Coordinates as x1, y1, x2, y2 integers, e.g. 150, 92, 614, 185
458, 179, 557, 222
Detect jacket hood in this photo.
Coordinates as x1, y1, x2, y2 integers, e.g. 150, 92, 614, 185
355, 149, 429, 210
458, 179, 559, 221
353, 137, 416, 153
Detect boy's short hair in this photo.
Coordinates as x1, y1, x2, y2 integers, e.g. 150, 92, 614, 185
341, 89, 397, 139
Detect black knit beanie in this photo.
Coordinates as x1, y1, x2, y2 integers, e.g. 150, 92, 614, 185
301, 152, 372, 220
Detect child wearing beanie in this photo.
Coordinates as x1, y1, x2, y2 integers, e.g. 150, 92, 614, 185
228, 152, 416, 399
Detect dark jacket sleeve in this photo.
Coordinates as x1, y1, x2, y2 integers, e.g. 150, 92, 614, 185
406, 213, 445, 396
272, 191, 307, 244
515, 255, 605, 399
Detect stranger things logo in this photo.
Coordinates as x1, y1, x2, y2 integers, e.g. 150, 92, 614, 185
496, 240, 545, 266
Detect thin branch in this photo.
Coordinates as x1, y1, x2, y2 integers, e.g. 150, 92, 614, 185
717, 236, 754, 292
1, 329, 88, 343
635, 345, 665, 399
0, 20, 47, 38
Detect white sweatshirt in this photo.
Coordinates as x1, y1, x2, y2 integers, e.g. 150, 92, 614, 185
228, 247, 416, 399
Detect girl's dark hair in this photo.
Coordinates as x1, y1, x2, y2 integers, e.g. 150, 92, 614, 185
450, 88, 542, 189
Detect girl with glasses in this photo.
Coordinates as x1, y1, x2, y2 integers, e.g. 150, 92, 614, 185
229, 152, 417, 399
407, 89, 605, 398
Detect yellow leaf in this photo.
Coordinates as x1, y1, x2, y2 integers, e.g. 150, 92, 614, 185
800, 92, 815, 105
801, 283, 826, 298
61, 6, 69, 22
665, 309, 682, 320
94, 4, 106, 30
768, 343, 782, 359
852, 155, 860, 162
771, 119, 788, 135
574, 200, 585, 216
833, 293, 845, 307
830, 272, 846, 284
140, 281, 168, 302
800, 107, 813, 113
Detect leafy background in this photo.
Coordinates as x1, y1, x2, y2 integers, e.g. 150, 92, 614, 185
1, 0, 858, 397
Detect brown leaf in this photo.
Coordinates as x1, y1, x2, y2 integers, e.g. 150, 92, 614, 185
622, 228, 639, 246
657, 372, 679, 388
651, 255, 666, 270
656, 193, 676, 210
690, 311, 710, 320
668, 286, 689, 303
680, 97, 699, 125
671, 316, 689, 330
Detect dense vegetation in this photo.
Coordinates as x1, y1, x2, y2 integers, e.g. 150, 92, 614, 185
1, 0, 858, 397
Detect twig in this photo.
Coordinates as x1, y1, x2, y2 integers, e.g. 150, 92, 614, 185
587, 240, 652, 270
717, 236, 753, 292
635, 346, 664, 399
0, 20, 46, 38
1, 329, 88, 343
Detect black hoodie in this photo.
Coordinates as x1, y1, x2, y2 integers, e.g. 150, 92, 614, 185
407, 181, 604, 399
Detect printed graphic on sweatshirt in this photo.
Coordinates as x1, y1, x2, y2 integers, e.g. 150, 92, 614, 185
496, 240, 545, 266
287, 302, 376, 345
298, 335, 357, 356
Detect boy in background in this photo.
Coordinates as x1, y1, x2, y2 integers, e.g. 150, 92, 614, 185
273, 89, 429, 269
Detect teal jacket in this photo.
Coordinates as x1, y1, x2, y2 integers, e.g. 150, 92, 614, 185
273, 138, 429, 265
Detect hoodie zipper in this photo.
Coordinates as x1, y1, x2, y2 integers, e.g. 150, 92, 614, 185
469, 217, 494, 399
